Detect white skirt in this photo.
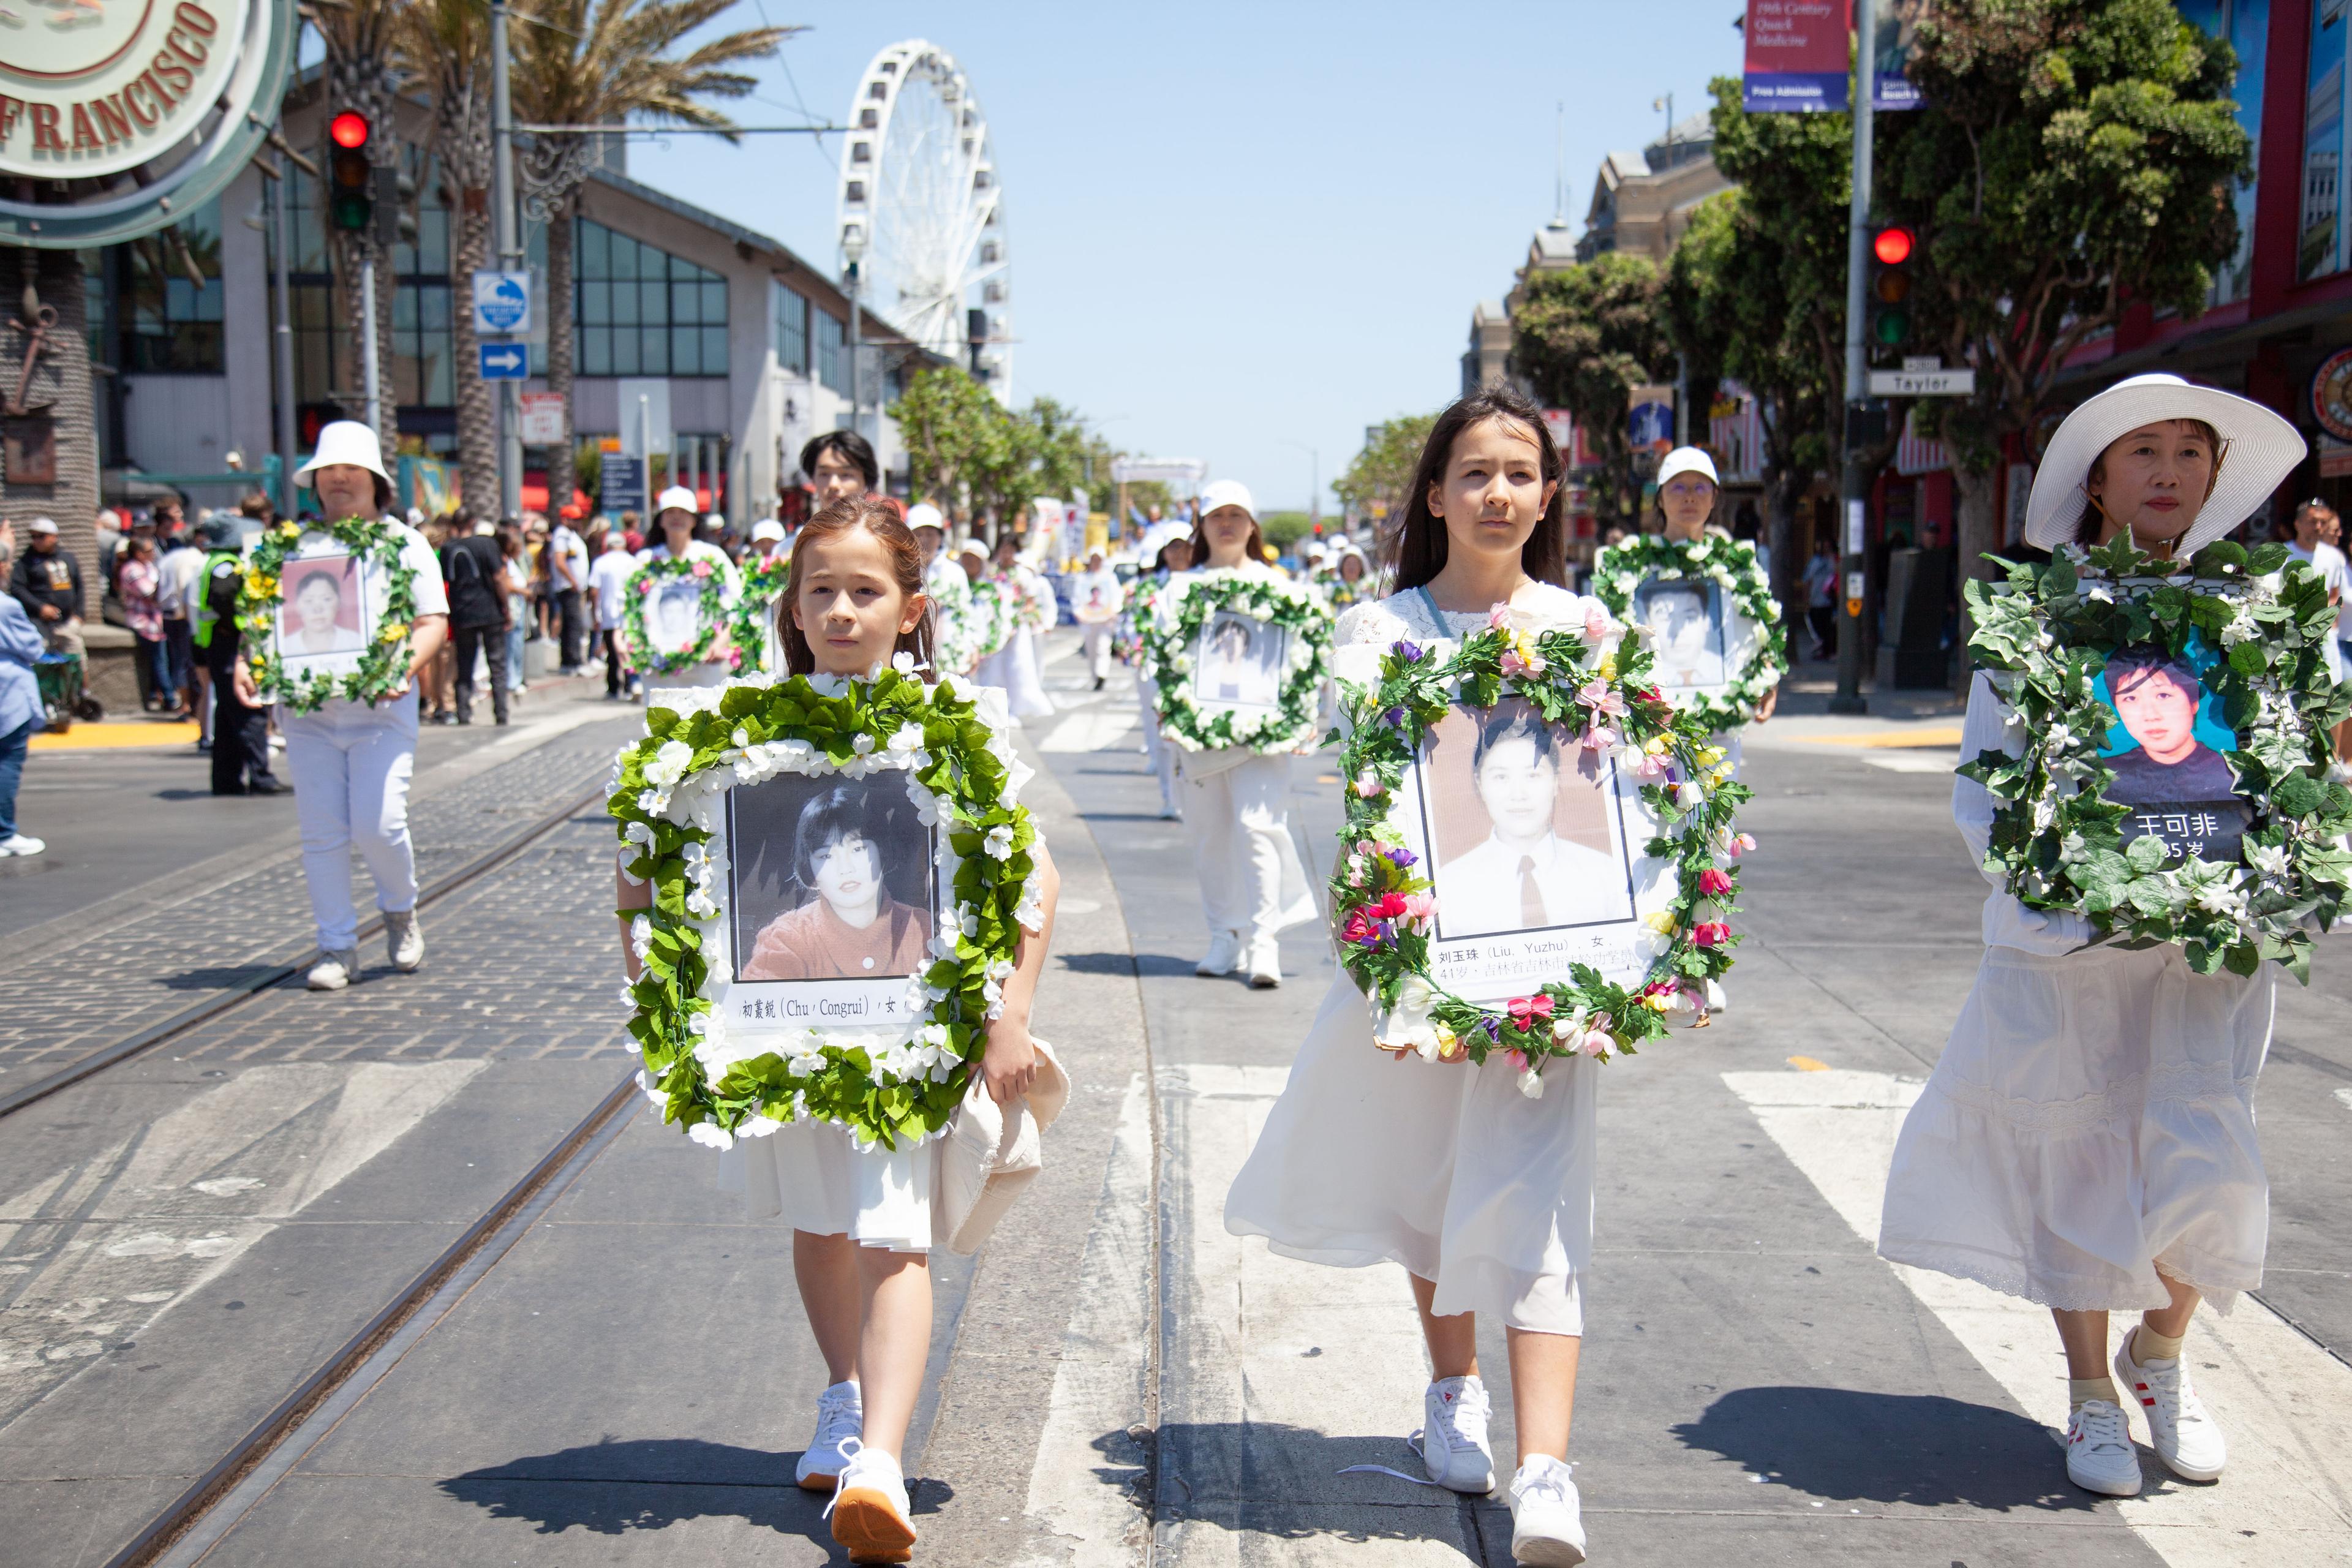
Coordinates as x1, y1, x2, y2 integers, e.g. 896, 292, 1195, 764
719, 1120, 934, 1254
1224, 975, 1596, 1335
1879, 942, 2272, 1313
977, 630, 1055, 718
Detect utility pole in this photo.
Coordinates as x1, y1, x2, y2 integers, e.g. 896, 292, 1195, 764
361, 258, 382, 440
492, 0, 524, 522
270, 129, 300, 519
1832, 0, 1877, 716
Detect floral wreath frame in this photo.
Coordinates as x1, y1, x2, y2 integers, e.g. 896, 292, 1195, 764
961, 576, 1019, 664
1001, 570, 1055, 638
237, 516, 420, 714
926, 561, 978, 674
727, 554, 791, 674
610, 662, 1046, 1150
1147, 572, 1335, 753
1592, 534, 1789, 731
624, 555, 734, 677
1115, 574, 1170, 665
1331, 607, 1753, 1092
1961, 537, 2352, 980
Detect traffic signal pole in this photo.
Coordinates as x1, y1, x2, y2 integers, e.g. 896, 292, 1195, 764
492, 0, 524, 523
1833, 0, 1876, 715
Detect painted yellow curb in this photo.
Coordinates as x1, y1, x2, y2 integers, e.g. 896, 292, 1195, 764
1795, 726, 1964, 750
29, 720, 202, 752
1786, 1055, 1831, 1072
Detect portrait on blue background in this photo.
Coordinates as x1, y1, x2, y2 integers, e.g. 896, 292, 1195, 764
2093, 639, 2249, 864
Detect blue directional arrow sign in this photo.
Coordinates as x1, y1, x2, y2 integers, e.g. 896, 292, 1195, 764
479, 343, 528, 380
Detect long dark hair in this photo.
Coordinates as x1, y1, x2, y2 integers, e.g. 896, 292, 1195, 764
1189, 505, 1265, 570
1383, 387, 1567, 590
777, 498, 935, 675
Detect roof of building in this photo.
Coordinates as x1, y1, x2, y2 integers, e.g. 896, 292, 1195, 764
1529, 221, 1578, 263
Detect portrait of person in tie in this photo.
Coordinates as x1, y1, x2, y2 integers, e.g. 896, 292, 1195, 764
1423, 700, 1635, 941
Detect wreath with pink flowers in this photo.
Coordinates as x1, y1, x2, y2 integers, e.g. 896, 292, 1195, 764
1329, 606, 1752, 1088
622, 554, 734, 677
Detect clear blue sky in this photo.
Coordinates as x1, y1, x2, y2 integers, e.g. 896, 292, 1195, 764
631, 1, 1749, 514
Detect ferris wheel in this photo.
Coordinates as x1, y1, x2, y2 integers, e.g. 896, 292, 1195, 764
834, 40, 1011, 394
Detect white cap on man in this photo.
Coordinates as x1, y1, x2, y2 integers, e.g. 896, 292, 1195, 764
26, 517, 58, 536
1197, 478, 1256, 519
751, 518, 786, 545
906, 502, 945, 534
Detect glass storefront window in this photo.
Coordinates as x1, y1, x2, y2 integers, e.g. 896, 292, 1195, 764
575, 218, 728, 378
119, 195, 224, 373
772, 279, 809, 373
815, 310, 845, 393
2304, 0, 2346, 280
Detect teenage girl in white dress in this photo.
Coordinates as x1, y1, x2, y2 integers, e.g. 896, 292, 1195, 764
1223, 388, 1609, 1566
617, 497, 1060, 1564
1169, 478, 1312, 989
1877, 373, 2306, 1501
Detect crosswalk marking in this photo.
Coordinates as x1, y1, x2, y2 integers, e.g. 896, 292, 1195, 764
1723, 1066, 2352, 1566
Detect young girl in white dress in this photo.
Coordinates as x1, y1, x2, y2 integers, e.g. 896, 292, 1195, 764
1169, 479, 1313, 989
617, 497, 1060, 1564
1223, 388, 1609, 1566
1877, 373, 2307, 1501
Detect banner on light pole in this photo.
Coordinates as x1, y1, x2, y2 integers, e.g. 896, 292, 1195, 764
1741, 0, 1923, 113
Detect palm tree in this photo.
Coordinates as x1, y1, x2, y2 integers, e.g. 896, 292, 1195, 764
510, 0, 790, 518
300, 0, 408, 452
397, 0, 498, 515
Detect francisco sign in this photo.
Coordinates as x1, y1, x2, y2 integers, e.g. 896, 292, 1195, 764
0, 0, 248, 179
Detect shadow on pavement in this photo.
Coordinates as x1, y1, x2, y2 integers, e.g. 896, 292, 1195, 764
1670, 1387, 2100, 1512
1155, 1421, 1498, 1544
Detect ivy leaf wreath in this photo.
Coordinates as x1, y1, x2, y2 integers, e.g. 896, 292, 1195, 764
1961, 537, 2352, 981
1146, 571, 1335, 753
236, 516, 421, 714
622, 554, 736, 677
1331, 605, 1753, 1093
727, 554, 791, 674
1591, 533, 1789, 730
610, 662, 1045, 1151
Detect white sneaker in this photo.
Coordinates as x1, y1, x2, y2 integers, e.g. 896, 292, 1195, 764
2062, 1399, 2143, 1497
0, 832, 44, 857
1412, 1374, 1494, 1493
385, 909, 424, 972
1507, 1455, 1587, 1566
2117, 1330, 2226, 1481
794, 1379, 863, 1491
306, 948, 362, 991
825, 1439, 916, 1563
1246, 939, 1281, 989
1704, 977, 1728, 1012
1195, 930, 1242, 976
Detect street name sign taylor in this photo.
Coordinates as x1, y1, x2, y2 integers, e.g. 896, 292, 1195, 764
1869, 368, 1977, 397
0, 0, 293, 247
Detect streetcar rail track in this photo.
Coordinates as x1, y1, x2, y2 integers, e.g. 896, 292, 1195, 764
0, 782, 608, 1123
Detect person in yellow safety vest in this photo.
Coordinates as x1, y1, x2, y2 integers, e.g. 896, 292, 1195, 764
192, 516, 285, 796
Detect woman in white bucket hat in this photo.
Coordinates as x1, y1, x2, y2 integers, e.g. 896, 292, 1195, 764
1877, 374, 2305, 1500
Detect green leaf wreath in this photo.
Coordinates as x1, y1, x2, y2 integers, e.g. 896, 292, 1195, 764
728, 554, 791, 674
962, 576, 1019, 664
1146, 571, 1335, 752
1591, 534, 1789, 730
926, 560, 978, 673
1115, 573, 1170, 665
622, 554, 734, 676
1961, 537, 2352, 981
1331, 608, 1752, 1088
611, 662, 1044, 1150
236, 516, 420, 714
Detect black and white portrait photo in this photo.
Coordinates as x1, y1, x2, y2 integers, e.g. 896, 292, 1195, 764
646, 578, 709, 656
1420, 700, 1637, 941
1635, 576, 1729, 692
1191, 609, 1287, 714
725, 775, 938, 993
274, 551, 372, 677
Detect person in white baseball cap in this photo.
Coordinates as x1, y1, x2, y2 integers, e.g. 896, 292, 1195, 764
1880, 372, 2308, 1503
625, 484, 741, 693
265, 420, 453, 991
750, 518, 787, 562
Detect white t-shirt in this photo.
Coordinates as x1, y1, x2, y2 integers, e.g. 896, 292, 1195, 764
2287, 540, 2351, 639
587, 548, 635, 629
550, 525, 589, 591
158, 543, 206, 619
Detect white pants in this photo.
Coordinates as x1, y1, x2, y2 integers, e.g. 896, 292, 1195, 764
1082, 622, 1114, 682
1183, 752, 1292, 944
1138, 678, 1177, 814
284, 692, 420, 951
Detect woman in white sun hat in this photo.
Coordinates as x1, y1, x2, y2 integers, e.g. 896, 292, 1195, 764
628, 484, 741, 698
1877, 373, 2305, 1502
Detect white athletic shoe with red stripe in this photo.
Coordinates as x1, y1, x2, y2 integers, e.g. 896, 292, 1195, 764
2117, 1330, 2227, 1482
2062, 1400, 2142, 1497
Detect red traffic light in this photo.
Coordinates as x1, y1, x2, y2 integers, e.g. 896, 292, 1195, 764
1872, 225, 1915, 266
330, 111, 371, 150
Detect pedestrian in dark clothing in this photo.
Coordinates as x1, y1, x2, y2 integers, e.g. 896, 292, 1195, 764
9, 518, 86, 655
442, 519, 511, 725
195, 526, 284, 795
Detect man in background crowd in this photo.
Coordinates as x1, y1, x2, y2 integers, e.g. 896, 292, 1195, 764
442, 514, 511, 726
587, 528, 636, 701
9, 518, 86, 657
549, 513, 589, 674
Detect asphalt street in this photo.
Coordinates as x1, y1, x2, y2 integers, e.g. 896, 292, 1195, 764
0, 631, 2345, 1566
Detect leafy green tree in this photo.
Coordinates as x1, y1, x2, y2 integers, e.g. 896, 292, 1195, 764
1510, 254, 1670, 527
1876, 0, 2251, 669
894, 366, 1000, 520
1257, 511, 1316, 552
1336, 412, 1438, 524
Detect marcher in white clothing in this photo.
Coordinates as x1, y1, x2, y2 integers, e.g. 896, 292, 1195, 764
1133, 529, 1192, 820
617, 499, 1061, 1564
1070, 546, 1125, 690
630, 486, 741, 695
1224, 390, 1602, 1567
1172, 480, 1303, 989
2285, 500, 2348, 689
238, 422, 450, 992
1877, 373, 2308, 1502
982, 533, 1055, 718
